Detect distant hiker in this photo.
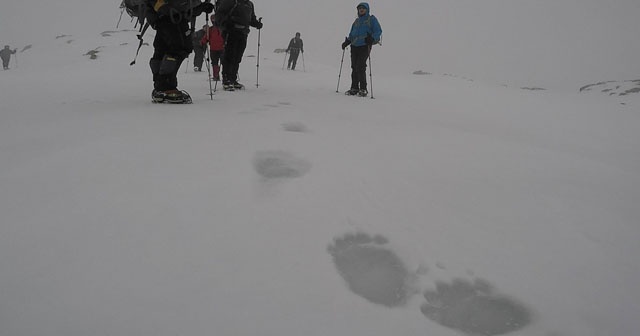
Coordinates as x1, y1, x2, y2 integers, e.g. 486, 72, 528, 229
286, 32, 303, 70
1, 45, 17, 70
192, 25, 208, 72
201, 16, 225, 81
214, 0, 263, 91
341, 2, 382, 97
143, 0, 214, 103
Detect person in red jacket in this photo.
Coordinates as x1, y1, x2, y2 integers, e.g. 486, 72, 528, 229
201, 16, 225, 81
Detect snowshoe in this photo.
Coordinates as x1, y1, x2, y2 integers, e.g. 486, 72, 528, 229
345, 88, 359, 96
232, 81, 245, 90
152, 89, 192, 104
358, 89, 368, 97
223, 83, 235, 91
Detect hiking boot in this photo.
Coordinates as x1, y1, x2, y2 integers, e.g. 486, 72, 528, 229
345, 88, 359, 96
358, 89, 368, 97
232, 81, 244, 89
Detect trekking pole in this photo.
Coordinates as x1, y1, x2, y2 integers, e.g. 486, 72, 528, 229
116, 6, 125, 28
256, 17, 262, 88
301, 51, 305, 72
336, 48, 346, 93
282, 51, 287, 70
185, 56, 189, 73
14, 52, 18, 69
368, 46, 374, 99
204, 20, 214, 99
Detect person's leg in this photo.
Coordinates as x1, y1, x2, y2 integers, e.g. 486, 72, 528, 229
194, 47, 204, 70
221, 31, 239, 84
353, 46, 368, 91
221, 30, 247, 85
349, 48, 359, 91
156, 19, 192, 90
291, 52, 299, 70
211, 50, 222, 80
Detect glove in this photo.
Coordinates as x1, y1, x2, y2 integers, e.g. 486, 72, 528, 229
341, 37, 351, 50
199, 2, 214, 14
254, 21, 263, 29
365, 34, 374, 46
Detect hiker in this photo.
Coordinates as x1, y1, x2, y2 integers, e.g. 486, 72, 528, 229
143, 0, 214, 103
192, 25, 208, 72
341, 2, 382, 97
214, 0, 263, 91
0, 45, 17, 70
286, 32, 303, 70
201, 15, 224, 81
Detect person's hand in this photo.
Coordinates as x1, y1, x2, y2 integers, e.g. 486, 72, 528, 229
364, 34, 374, 46
255, 21, 263, 29
200, 2, 214, 13
341, 37, 350, 50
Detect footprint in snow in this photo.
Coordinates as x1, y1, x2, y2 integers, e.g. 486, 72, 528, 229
421, 278, 532, 335
327, 232, 413, 307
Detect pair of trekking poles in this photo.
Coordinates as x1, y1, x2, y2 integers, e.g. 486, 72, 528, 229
336, 44, 375, 99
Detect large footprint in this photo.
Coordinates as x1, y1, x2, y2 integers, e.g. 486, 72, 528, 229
421, 278, 532, 335
327, 232, 412, 307
253, 150, 311, 179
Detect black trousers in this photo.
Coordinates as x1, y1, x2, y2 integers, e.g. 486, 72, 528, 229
288, 50, 300, 69
350, 45, 370, 90
150, 18, 193, 91
221, 29, 248, 83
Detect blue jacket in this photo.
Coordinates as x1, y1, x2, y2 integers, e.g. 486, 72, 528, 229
348, 2, 382, 47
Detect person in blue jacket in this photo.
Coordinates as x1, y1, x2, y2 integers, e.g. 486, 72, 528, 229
341, 2, 382, 97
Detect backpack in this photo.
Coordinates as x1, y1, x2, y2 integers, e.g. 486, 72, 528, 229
215, 0, 254, 28
119, 0, 202, 27
119, 0, 205, 65
120, 0, 148, 27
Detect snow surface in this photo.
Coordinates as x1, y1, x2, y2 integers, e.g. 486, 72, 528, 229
1, 2, 640, 336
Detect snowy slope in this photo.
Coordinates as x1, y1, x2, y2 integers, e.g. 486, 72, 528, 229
1, 3, 640, 336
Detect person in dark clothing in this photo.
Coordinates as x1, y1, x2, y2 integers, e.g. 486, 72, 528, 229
143, 0, 214, 103
341, 2, 382, 97
214, 0, 263, 90
286, 32, 303, 70
192, 25, 207, 72
201, 16, 225, 81
0, 45, 17, 70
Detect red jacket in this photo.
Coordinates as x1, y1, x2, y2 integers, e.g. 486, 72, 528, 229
201, 26, 224, 51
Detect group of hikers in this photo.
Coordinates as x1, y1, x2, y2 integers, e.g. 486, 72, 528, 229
138, 0, 381, 103
3, 1, 379, 103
